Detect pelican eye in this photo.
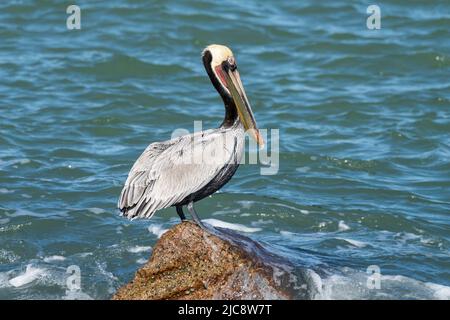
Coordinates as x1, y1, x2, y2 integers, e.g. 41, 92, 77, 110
227, 57, 237, 71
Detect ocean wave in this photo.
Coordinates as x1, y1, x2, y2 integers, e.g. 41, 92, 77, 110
8, 264, 47, 288
314, 270, 450, 300
204, 218, 262, 233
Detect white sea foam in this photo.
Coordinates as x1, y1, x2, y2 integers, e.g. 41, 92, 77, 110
77, 252, 93, 258
203, 218, 262, 233
251, 219, 273, 226
310, 269, 450, 300
337, 237, 367, 248
237, 200, 254, 209
18, 159, 31, 165
43, 255, 66, 263
1, 260, 116, 299
395, 232, 421, 242
9, 264, 46, 287
425, 282, 450, 300
377, 275, 450, 300
211, 208, 241, 216
0, 249, 19, 263
303, 269, 324, 299
296, 166, 310, 173
280, 230, 296, 238
87, 207, 106, 215
0, 272, 10, 288
0, 188, 13, 194
127, 246, 152, 253
148, 225, 168, 238
394, 232, 437, 246
0, 223, 26, 233
8, 209, 42, 217
136, 258, 147, 264
272, 202, 308, 214
420, 237, 437, 245
63, 290, 94, 300
95, 261, 118, 295
338, 221, 350, 232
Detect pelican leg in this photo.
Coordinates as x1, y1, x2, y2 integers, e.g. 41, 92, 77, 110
176, 206, 187, 222
187, 201, 206, 229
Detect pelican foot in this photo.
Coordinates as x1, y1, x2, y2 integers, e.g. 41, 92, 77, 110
187, 201, 207, 230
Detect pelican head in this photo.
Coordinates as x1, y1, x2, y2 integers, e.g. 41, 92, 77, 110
202, 44, 264, 148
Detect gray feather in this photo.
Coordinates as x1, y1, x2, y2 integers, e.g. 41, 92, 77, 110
118, 125, 244, 219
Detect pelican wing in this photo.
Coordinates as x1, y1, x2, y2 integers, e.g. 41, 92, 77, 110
118, 129, 239, 219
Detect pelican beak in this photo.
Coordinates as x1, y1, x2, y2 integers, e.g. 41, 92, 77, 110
224, 68, 264, 148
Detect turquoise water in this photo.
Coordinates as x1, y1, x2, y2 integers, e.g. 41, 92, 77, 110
0, 0, 449, 299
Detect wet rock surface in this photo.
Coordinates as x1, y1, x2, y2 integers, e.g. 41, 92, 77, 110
113, 221, 302, 300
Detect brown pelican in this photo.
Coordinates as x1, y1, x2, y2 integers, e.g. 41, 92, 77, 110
118, 44, 263, 228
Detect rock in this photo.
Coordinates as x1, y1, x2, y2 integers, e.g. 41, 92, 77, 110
113, 221, 301, 300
